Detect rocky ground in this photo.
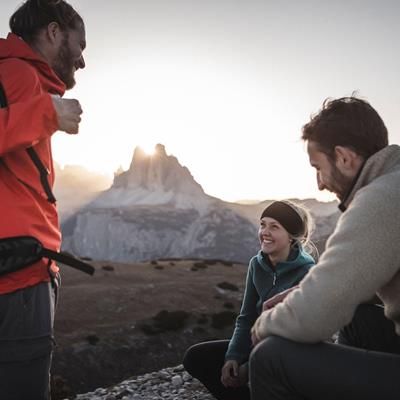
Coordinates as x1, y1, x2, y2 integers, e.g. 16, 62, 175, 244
71, 365, 214, 400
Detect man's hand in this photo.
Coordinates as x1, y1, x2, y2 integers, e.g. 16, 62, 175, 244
262, 285, 299, 311
251, 324, 262, 346
251, 286, 299, 346
221, 360, 241, 388
51, 95, 83, 134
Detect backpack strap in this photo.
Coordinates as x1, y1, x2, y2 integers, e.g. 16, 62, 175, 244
26, 147, 57, 203
0, 82, 6, 108
40, 247, 95, 275
0, 236, 95, 276
0, 82, 56, 203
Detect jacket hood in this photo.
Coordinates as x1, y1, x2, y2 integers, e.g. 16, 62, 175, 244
256, 242, 315, 276
340, 145, 400, 211
0, 33, 65, 95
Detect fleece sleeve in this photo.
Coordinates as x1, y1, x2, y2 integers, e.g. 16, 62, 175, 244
225, 262, 259, 363
0, 60, 59, 156
253, 177, 400, 343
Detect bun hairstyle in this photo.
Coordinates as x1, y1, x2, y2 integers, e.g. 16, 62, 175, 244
261, 200, 318, 260
9, 0, 83, 44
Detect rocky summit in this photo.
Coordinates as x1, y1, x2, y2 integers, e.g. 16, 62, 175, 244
110, 144, 207, 208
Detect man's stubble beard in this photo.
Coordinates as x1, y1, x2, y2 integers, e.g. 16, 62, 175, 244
330, 163, 353, 201
52, 34, 76, 90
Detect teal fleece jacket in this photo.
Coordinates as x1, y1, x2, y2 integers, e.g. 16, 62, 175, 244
225, 243, 315, 363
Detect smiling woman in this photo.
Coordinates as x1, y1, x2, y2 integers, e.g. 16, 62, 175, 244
183, 200, 316, 400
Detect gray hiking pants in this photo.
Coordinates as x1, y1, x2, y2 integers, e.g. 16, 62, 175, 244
0, 276, 59, 400
249, 304, 400, 400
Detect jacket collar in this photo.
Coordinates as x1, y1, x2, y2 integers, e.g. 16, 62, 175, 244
0, 33, 66, 95
256, 242, 314, 275
339, 145, 400, 212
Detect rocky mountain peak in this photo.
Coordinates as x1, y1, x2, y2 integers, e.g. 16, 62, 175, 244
114, 144, 204, 196
129, 144, 167, 164
90, 144, 210, 209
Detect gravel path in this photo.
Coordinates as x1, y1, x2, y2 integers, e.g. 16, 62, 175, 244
72, 365, 214, 400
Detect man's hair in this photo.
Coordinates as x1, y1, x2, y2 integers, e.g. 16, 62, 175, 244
9, 0, 83, 44
302, 96, 388, 160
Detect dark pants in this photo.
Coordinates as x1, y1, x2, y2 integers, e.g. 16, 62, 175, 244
0, 277, 59, 400
183, 339, 251, 400
249, 304, 400, 400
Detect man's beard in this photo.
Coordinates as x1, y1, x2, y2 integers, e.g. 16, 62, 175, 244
330, 164, 353, 201
52, 35, 76, 90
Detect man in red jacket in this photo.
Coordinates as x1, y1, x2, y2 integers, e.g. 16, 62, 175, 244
0, 1, 86, 398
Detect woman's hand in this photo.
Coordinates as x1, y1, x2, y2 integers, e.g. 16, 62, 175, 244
221, 360, 241, 388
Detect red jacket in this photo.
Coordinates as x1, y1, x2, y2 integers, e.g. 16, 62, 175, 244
0, 33, 65, 294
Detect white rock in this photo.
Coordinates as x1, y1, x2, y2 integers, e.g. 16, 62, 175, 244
171, 375, 183, 387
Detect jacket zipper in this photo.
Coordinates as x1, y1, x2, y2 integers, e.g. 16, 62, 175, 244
265, 273, 277, 298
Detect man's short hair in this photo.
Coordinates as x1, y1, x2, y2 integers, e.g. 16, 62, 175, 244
9, 0, 83, 44
302, 96, 388, 160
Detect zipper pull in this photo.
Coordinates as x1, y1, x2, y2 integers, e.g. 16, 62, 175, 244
273, 274, 277, 286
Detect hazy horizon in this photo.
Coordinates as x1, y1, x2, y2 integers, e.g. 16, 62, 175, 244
1, 0, 399, 202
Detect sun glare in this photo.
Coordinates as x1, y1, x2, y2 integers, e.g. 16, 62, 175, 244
139, 144, 156, 156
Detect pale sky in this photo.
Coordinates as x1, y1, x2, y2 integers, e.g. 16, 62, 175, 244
1, 0, 399, 202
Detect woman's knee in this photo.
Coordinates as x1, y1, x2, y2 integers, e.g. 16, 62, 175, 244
183, 343, 205, 376
183, 346, 195, 374
183, 340, 227, 378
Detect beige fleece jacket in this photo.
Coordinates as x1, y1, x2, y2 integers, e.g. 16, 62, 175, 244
254, 145, 400, 342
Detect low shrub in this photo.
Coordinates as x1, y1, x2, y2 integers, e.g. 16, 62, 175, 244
154, 310, 189, 331
193, 262, 208, 269
222, 261, 233, 267
196, 315, 208, 325
140, 310, 190, 335
86, 334, 100, 345
211, 311, 236, 329
217, 282, 239, 292
140, 324, 158, 335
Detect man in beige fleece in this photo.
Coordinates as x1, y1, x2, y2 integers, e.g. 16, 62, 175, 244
249, 97, 400, 400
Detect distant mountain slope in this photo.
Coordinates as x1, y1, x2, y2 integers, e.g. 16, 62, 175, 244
54, 163, 112, 221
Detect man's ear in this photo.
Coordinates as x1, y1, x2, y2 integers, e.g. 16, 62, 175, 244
46, 22, 62, 45
334, 146, 360, 171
